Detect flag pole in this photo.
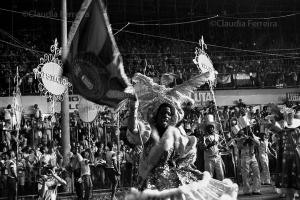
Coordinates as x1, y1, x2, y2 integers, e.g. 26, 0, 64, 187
116, 112, 120, 172
61, 0, 71, 167
15, 66, 19, 200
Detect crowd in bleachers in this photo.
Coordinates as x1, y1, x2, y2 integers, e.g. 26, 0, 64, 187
0, 32, 299, 96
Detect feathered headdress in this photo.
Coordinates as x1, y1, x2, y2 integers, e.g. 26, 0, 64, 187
132, 72, 212, 125
268, 103, 296, 119
280, 106, 295, 116
267, 103, 300, 130
132, 38, 217, 125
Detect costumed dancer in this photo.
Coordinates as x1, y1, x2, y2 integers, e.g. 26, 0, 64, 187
236, 129, 262, 195
199, 122, 224, 181
127, 98, 201, 191
268, 106, 300, 200
125, 73, 238, 200
258, 131, 276, 185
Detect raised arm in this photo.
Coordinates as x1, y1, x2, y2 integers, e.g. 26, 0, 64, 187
50, 169, 67, 186
249, 131, 260, 145
76, 152, 83, 162
127, 97, 139, 134
126, 98, 152, 146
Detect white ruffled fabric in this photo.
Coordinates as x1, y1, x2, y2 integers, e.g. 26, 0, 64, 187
125, 172, 238, 200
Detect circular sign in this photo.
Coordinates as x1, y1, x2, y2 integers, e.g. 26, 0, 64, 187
196, 53, 218, 81
197, 54, 214, 74
41, 62, 69, 96
78, 97, 98, 123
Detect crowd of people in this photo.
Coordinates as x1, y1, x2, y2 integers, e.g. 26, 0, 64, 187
1, 95, 300, 199
0, 30, 300, 200
0, 103, 141, 199
181, 99, 300, 199
0, 32, 299, 96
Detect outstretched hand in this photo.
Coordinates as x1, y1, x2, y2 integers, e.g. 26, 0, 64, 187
49, 169, 55, 176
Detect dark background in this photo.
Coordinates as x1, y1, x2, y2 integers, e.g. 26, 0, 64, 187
1, 0, 299, 50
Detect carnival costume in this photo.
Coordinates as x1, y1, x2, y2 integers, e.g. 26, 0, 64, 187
268, 105, 300, 198
236, 131, 261, 194
125, 72, 238, 200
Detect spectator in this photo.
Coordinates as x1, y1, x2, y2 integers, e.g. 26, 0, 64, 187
4, 105, 13, 130
105, 142, 120, 200
69, 145, 83, 200
237, 99, 246, 108
37, 167, 67, 200
7, 150, 17, 200
78, 150, 93, 200
33, 104, 42, 121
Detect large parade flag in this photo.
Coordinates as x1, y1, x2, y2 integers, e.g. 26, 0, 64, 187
63, 0, 133, 109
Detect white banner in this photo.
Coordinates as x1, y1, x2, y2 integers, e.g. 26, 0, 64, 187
287, 92, 300, 102
190, 91, 213, 106
13, 93, 23, 127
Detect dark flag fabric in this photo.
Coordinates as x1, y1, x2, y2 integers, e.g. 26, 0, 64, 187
63, 0, 133, 109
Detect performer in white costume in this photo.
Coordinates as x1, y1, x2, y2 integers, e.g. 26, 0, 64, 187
199, 124, 224, 181
125, 73, 238, 200
236, 129, 261, 195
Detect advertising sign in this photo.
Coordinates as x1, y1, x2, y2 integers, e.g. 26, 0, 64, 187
40, 62, 69, 96
78, 97, 98, 123
33, 39, 71, 101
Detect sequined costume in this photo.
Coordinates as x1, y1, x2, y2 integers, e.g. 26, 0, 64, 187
127, 120, 202, 191
275, 127, 300, 193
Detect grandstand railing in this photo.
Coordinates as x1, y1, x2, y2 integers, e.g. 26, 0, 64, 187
0, 72, 298, 96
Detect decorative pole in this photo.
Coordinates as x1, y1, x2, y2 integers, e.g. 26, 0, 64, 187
200, 35, 207, 51
14, 66, 19, 200
116, 111, 121, 172
61, 0, 71, 167
196, 36, 227, 148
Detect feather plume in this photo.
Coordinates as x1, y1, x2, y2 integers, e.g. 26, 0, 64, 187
132, 72, 211, 124
168, 72, 211, 103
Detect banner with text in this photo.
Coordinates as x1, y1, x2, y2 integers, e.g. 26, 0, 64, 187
287, 92, 300, 102
189, 91, 213, 106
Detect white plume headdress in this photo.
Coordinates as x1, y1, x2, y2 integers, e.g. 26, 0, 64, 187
133, 38, 217, 125
132, 72, 213, 125
280, 106, 296, 116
